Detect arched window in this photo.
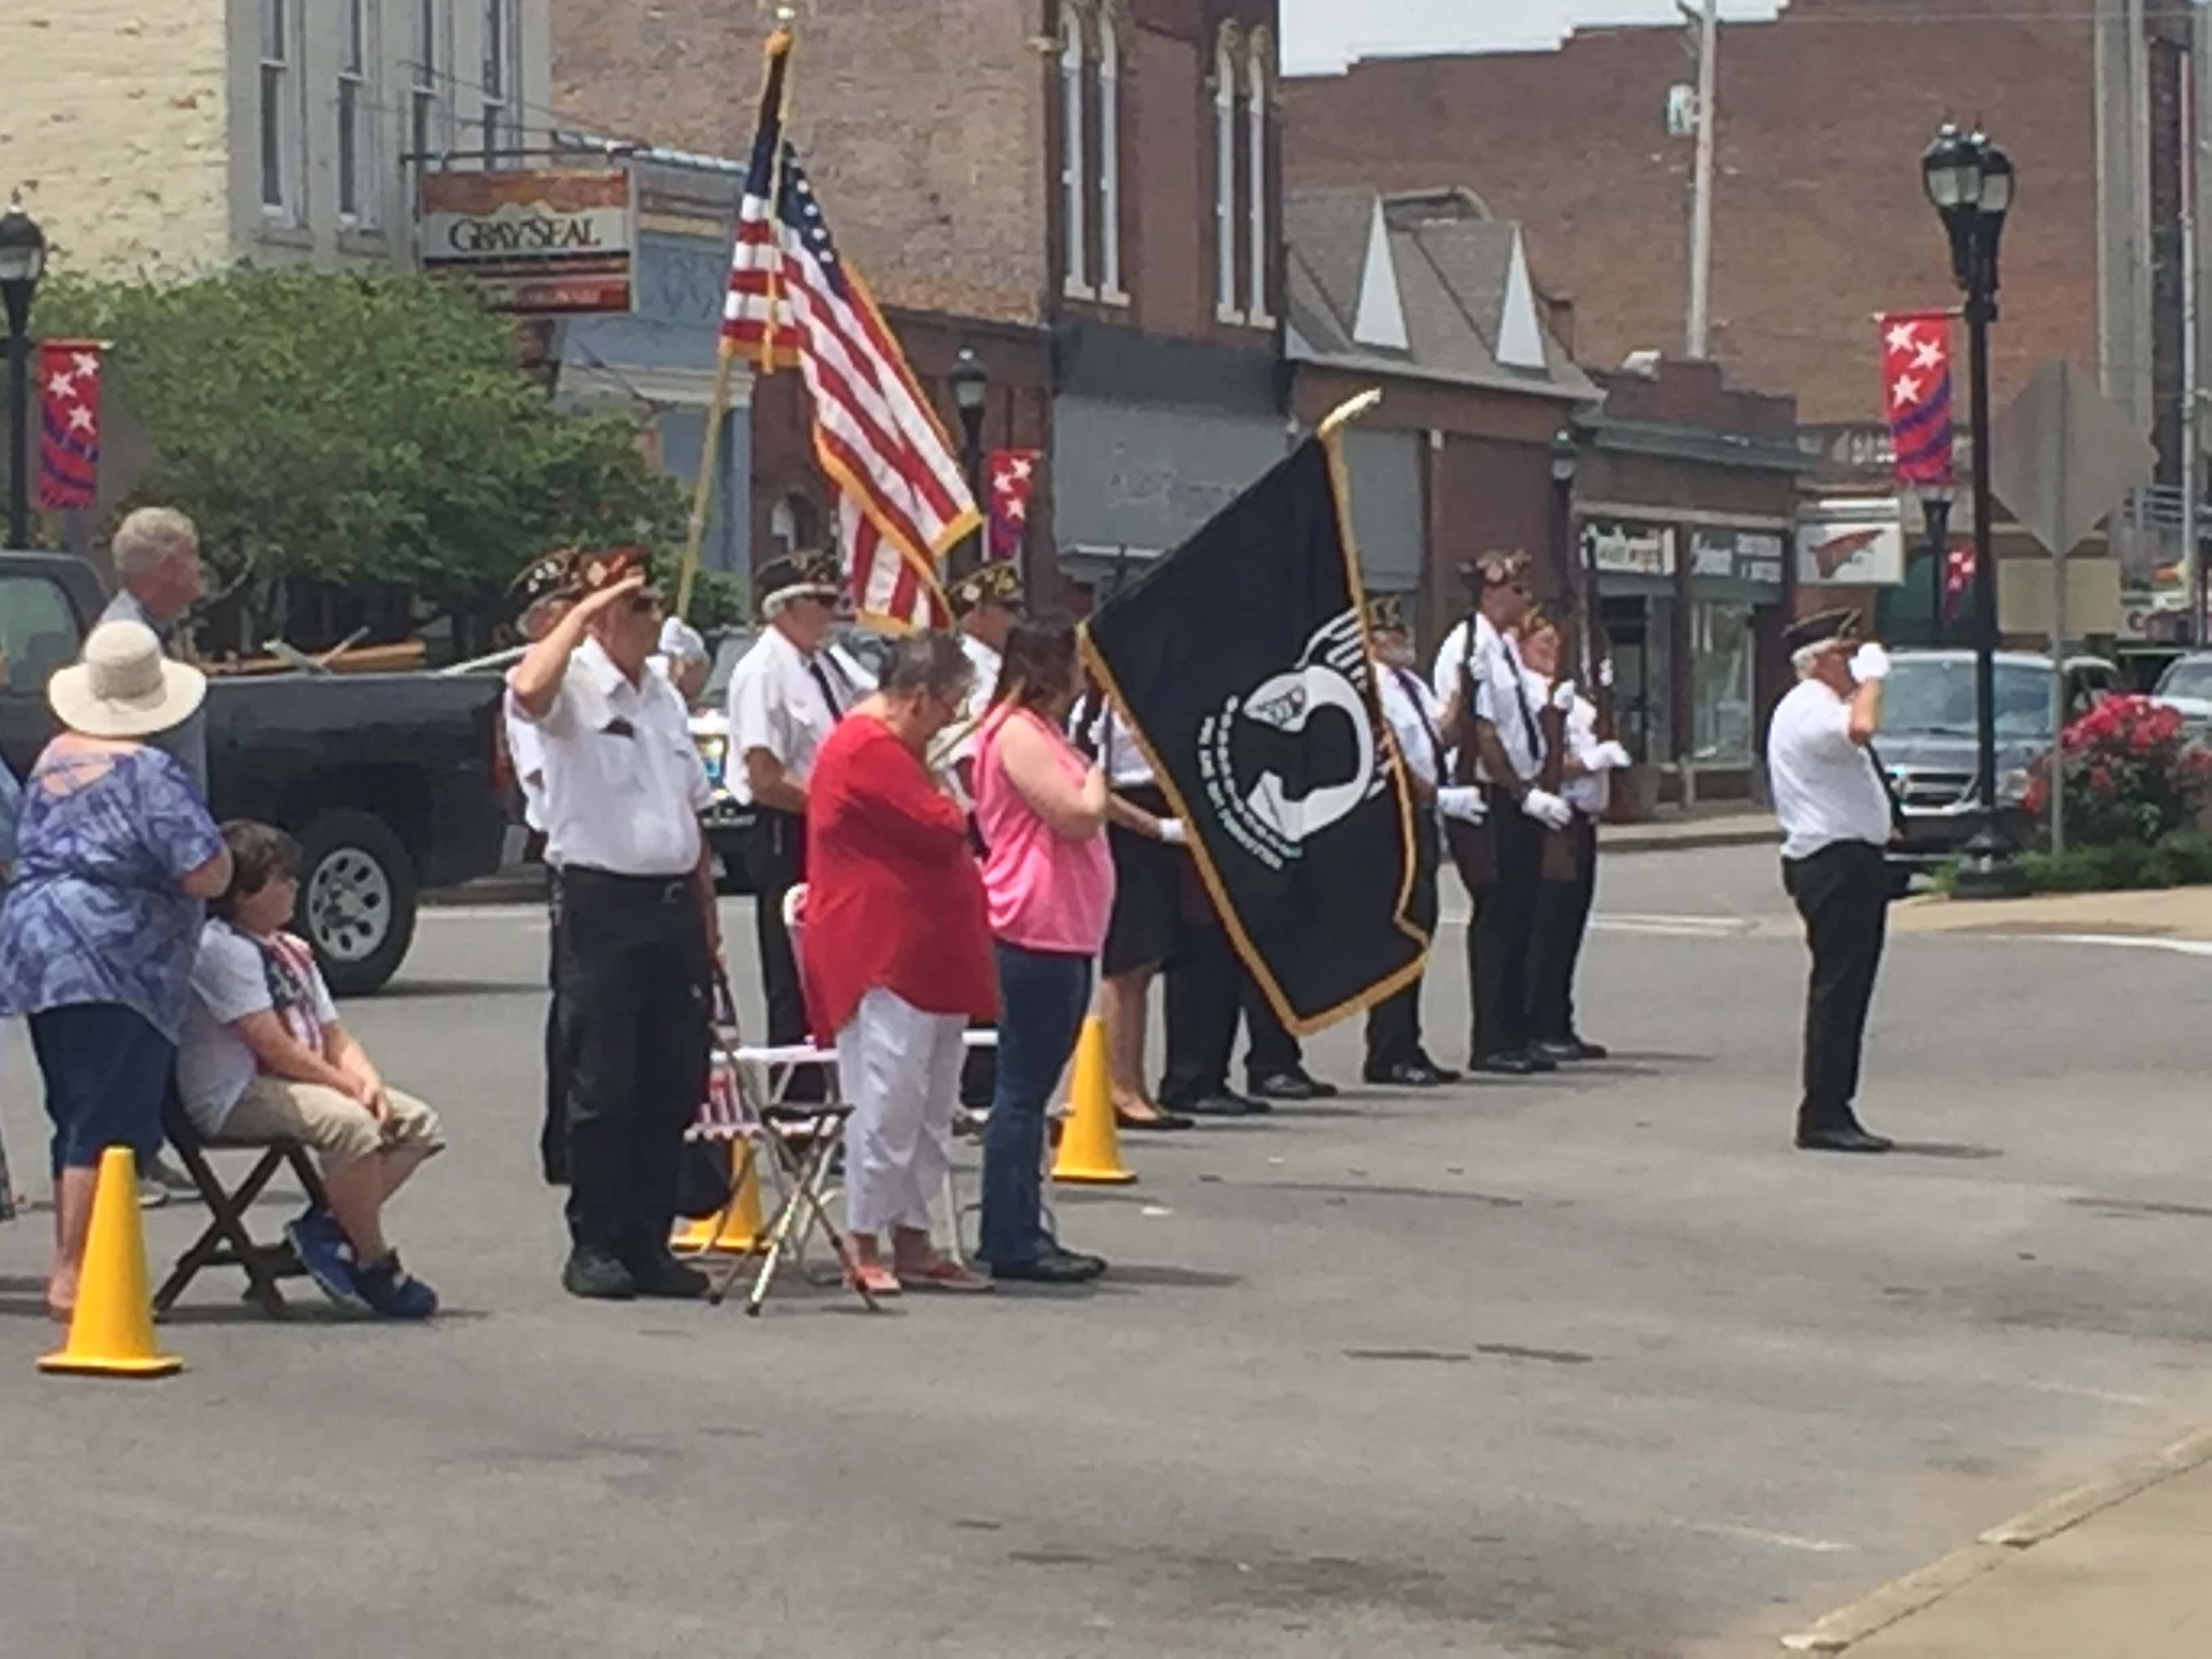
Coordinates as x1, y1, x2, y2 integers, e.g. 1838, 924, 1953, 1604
1060, 5, 1091, 296
1246, 26, 1271, 323
1214, 23, 1240, 320
1097, 6, 1125, 301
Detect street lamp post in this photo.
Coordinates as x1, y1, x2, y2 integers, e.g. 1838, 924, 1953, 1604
0, 197, 49, 551
1550, 426, 1584, 668
1922, 124, 2024, 898
1922, 489, 1953, 647
949, 347, 988, 581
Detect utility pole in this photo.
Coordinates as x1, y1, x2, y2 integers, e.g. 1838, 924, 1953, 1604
1682, 0, 1719, 358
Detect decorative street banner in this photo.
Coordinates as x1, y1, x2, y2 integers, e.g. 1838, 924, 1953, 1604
1878, 310, 1956, 489
987, 449, 1040, 565
417, 168, 634, 314
35, 340, 101, 510
1081, 434, 1427, 1033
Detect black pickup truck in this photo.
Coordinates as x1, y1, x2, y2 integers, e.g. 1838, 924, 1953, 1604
0, 552, 510, 994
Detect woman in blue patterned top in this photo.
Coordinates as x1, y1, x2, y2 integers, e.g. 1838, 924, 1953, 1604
0, 621, 230, 1319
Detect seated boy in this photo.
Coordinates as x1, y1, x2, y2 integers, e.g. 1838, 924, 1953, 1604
177, 821, 443, 1318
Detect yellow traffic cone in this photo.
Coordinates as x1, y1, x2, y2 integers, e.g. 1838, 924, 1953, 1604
40, 1147, 183, 1378
1052, 1015, 1136, 1185
670, 1142, 764, 1255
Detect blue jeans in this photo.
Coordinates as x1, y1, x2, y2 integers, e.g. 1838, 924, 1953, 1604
979, 943, 1093, 1267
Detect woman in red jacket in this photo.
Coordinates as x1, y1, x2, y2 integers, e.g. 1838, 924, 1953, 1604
804, 632, 997, 1295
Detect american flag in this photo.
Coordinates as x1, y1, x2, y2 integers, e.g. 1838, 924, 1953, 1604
1878, 311, 1955, 489
722, 33, 974, 630
37, 340, 102, 511
987, 449, 1040, 565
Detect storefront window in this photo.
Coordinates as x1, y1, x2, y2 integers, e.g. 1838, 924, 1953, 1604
1691, 600, 1755, 764
1601, 595, 1671, 764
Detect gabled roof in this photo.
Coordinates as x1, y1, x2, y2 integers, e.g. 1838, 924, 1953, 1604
1284, 186, 1596, 402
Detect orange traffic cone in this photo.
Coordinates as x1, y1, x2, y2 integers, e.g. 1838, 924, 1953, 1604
670, 1142, 764, 1255
1052, 1016, 1136, 1185
40, 1147, 183, 1378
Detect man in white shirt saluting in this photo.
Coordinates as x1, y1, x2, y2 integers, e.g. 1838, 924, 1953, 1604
1767, 609, 1898, 1154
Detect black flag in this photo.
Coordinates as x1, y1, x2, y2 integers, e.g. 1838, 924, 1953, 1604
1082, 434, 1427, 1033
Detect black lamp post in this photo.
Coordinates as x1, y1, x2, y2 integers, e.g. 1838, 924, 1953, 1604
1922, 488, 1953, 647
0, 197, 48, 552
949, 346, 988, 579
1550, 426, 1584, 664
1923, 123, 2023, 897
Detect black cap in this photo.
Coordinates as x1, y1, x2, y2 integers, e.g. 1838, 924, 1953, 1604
754, 549, 844, 618
1366, 593, 1408, 634
948, 560, 1025, 619
1782, 607, 1863, 655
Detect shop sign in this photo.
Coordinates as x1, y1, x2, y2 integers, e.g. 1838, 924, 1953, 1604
1796, 498, 1906, 586
418, 168, 634, 314
1690, 528, 1785, 588
1580, 520, 1676, 577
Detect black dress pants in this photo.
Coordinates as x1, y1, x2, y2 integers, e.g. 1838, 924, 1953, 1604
1242, 974, 1304, 1084
1367, 812, 1442, 1067
1472, 792, 1543, 1061
744, 809, 808, 1048
1781, 840, 1890, 1132
1160, 907, 1240, 1107
540, 869, 569, 1186
558, 869, 713, 1261
1528, 814, 1598, 1044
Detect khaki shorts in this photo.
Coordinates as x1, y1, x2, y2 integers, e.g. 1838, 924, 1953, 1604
218, 1079, 446, 1172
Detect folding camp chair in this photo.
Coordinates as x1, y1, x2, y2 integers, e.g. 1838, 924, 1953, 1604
155, 1089, 332, 1318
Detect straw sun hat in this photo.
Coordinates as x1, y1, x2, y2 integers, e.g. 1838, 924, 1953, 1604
47, 621, 207, 739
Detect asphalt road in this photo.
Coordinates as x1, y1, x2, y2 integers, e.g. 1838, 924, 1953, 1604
0, 844, 2209, 1657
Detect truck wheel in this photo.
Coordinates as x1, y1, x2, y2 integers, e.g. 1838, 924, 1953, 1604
296, 810, 419, 996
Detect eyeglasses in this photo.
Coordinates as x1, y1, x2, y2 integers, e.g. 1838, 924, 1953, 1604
623, 592, 663, 615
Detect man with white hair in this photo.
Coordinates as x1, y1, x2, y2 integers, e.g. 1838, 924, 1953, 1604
1767, 609, 1898, 1154
724, 550, 869, 1055
103, 507, 208, 791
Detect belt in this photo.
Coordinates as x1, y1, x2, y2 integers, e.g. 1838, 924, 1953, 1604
562, 866, 693, 904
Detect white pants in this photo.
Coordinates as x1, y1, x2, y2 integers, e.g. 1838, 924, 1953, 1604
836, 987, 966, 1238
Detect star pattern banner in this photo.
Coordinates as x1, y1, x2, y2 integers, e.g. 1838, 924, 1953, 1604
987, 449, 1039, 565
37, 340, 102, 511
1878, 312, 1954, 489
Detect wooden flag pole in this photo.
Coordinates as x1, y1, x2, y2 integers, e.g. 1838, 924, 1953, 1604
1317, 387, 1383, 441
674, 14, 796, 624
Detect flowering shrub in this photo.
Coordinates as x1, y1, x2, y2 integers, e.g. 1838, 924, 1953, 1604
2021, 695, 2212, 846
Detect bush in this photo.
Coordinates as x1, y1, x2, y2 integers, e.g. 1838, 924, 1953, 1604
1971, 831, 2212, 893
2022, 696, 2212, 847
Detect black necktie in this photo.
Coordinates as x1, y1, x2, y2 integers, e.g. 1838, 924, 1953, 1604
1502, 638, 1544, 772
806, 655, 844, 720
1863, 737, 1906, 836
1391, 666, 1446, 783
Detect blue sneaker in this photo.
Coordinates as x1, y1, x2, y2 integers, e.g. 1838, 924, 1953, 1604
285, 1210, 365, 1310
354, 1253, 438, 1320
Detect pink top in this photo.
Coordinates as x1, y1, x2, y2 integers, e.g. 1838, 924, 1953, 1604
974, 706, 1115, 956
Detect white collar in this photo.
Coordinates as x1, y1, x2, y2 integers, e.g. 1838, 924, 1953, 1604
577, 636, 642, 700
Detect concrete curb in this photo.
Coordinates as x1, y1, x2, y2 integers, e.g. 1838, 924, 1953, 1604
1776, 1425, 2212, 1652
1605, 823, 1780, 856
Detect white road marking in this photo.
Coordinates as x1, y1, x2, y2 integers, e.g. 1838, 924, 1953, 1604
1666, 1518, 1854, 1554
1439, 907, 1763, 938
2030, 933, 2212, 959
419, 906, 550, 927
2010, 1378, 2158, 1408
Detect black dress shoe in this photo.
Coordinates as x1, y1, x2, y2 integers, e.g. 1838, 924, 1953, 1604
1410, 1053, 1462, 1084
1564, 1037, 1609, 1061
990, 1246, 1107, 1284
1363, 1059, 1446, 1087
1249, 1068, 1338, 1102
562, 1246, 637, 1301
1795, 1126, 1893, 1154
1115, 1107, 1195, 1132
1170, 1092, 1256, 1118
627, 1250, 712, 1298
1522, 1048, 1559, 1073
1473, 1052, 1539, 1077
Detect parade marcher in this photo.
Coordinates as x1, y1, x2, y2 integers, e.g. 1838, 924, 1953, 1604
508, 550, 720, 1300
724, 550, 862, 1061
1082, 697, 1195, 1131
946, 562, 1025, 1122
1240, 986, 1337, 1103
803, 633, 996, 1295
1364, 595, 1465, 1087
972, 617, 1111, 1284
1519, 613, 1631, 1063
1769, 609, 1897, 1154
1429, 552, 1574, 1076
507, 552, 578, 1185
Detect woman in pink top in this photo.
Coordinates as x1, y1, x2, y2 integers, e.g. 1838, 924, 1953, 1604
972, 619, 1115, 1285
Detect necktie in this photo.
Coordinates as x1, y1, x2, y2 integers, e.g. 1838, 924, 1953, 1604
1502, 637, 1545, 773
1862, 737, 1906, 836
805, 655, 845, 720
1391, 665, 1446, 783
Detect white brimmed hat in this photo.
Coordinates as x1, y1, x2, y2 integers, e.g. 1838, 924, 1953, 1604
48, 620, 207, 739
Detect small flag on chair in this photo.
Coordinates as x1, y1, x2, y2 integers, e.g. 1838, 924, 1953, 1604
36, 340, 102, 510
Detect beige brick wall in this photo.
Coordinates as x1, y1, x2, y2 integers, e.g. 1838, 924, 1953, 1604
0, 3, 231, 279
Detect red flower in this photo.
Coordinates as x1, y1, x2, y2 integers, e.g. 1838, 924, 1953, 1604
2089, 764, 2114, 792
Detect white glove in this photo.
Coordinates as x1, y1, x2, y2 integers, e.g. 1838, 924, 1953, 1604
1156, 817, 1187, 846
1435, 785, 1486, 823
1550, 680, 1577, 712
1521, 787, 1574, 830
1590, 740, 1633, 772
1597, 658, 1616, 689
1850, 642, 1891, 683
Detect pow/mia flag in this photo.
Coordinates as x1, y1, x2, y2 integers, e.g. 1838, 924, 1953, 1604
1081, 436, 1427, 1033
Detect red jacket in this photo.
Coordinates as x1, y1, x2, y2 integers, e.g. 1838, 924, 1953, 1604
801, 714, 996, 1042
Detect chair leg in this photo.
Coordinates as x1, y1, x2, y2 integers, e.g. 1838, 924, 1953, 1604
155, 1148, 292, 1319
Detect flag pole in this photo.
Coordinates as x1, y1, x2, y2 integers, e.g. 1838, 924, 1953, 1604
675, 16, 796, 623
1317, 388, 1383, 441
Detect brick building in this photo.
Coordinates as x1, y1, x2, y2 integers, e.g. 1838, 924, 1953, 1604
554, 0, 1285, 608
1, 1, 550, 277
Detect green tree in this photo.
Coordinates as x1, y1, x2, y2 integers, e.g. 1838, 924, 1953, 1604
32, 265, 687, 651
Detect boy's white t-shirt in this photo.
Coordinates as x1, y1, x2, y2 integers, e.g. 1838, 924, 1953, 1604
176, 921, 340, 1137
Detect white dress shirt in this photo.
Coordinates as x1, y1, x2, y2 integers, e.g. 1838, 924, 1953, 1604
949, 632, 1003, 770
505, 704, 548, 832
1082, 702, 1156, 789
724, 625, 864, 806
1562, 693, 1608, 818
1768, 678, 1893, 860
1376, 659, 1447, 793
514, 638, 710, 877
1433, 614, 1542, 784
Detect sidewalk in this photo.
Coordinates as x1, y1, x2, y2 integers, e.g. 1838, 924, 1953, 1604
1782, 1429, 2212, 1654
1889, 882, 2212, 940
1605, 804, 1778, 855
